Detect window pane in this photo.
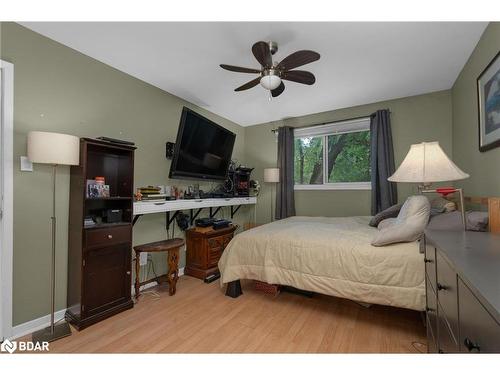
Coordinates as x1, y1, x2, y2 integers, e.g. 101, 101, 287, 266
327, 131, 370, 183
294, 136, 323, 185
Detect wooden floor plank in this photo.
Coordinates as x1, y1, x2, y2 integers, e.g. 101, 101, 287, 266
27, 276, 426, 353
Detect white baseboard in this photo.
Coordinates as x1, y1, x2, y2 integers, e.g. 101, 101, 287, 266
11, 309, 67, 340
10, 267, 184, 340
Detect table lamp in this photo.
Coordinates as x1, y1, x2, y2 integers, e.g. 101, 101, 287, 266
264, 168, 280, 222
28, 131, 80, 343
388, 141, 469, 230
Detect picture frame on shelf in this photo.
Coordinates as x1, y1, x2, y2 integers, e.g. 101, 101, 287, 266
477, 51, 500, 152
86, 179, 110, 198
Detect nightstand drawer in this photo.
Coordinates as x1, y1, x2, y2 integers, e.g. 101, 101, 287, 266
436, 251, 458, 341
208, 248, 223, 267
222, 234, 233, 248
207, 236, 223, 250
458, 278, 500, 353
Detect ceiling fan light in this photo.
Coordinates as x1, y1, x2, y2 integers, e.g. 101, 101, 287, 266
260, 74, 281, 90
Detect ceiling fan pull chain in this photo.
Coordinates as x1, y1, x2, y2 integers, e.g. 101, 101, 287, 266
268, 90, 272, 102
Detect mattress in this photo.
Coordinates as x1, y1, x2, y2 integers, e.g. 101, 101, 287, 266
218, 216, 425, 311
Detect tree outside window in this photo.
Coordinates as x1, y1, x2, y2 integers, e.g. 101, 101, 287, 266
294, 125, 371, 188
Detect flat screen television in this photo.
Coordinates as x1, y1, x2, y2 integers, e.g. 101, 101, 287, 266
169, 107, 236, 181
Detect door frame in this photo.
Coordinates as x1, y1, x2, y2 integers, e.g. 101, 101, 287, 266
0, 59, 14, 341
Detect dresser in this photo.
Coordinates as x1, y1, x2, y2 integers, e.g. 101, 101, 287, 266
185, 225, 237, 280
424, 230, 500, 353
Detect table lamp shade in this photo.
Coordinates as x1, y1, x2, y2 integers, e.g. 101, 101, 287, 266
264, 168, 280, 183
28, 131, 80, 165
388, 141, 469, 184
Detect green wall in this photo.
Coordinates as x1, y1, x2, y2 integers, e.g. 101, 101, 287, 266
0, 23, 253, 326
452, 22, 500, 196
3, 20, 494, 328
245, 90, 453, 224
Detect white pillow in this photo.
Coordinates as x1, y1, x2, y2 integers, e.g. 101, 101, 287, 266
371, 195, 430, 246
377, 218, 396, 230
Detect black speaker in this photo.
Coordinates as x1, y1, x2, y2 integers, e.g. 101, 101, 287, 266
166, 142, 175, 159
104, 209, 123, 223
176, 211, 190, 231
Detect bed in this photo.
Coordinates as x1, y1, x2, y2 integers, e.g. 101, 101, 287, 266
218, 215, 426, 311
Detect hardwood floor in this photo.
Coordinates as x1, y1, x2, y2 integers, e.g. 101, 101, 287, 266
33, 276, 426, 353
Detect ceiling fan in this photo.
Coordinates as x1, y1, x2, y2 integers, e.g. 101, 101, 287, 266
220, 41, 320, 98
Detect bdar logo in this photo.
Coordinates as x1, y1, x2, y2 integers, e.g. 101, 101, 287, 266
1, 339, 17, 354
1, 339, 49, 353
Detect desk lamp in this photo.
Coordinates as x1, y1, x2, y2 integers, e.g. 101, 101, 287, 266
388, 142, 469, 230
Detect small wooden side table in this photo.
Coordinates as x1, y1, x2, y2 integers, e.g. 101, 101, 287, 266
133, 238, 185, 299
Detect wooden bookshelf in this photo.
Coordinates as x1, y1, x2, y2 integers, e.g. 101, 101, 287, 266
66, 138, 136, 330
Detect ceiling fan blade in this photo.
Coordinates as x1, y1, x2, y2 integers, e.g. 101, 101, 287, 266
220, 64, 261, 74
252, 41, 273, 68
277, 50, 320, 71
235, 77, 261, 91
281, 70, 316, 85
271, 81, 285, 97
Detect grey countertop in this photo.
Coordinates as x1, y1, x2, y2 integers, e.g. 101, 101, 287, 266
425, 229, 500, 323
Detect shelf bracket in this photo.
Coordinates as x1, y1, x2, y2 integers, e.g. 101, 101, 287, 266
230, 205, 242, 219
209, 206, 222, 219
190, 208, 203, 225
166, 211, 180, 231
132, 214, 142, 226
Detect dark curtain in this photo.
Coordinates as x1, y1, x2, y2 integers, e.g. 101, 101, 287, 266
370, 109, 398, 215
276, 126, 296, 219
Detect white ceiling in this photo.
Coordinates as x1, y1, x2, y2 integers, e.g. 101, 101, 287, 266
21, 22, 487, 126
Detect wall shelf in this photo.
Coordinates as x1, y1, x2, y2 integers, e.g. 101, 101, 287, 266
132, 197, 257, 229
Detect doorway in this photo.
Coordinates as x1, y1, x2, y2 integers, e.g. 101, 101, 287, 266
0, 59, 14, 341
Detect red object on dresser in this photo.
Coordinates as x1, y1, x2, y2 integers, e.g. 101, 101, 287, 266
435, 187, 457, 197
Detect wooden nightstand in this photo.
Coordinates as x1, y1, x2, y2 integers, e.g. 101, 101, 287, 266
185, 225, 237, 280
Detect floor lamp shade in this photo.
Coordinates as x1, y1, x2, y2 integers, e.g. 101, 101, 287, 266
28, 131, 80, 165
264, 168, 280, 183
388, 141, 469, 184
264, 168, 279, 223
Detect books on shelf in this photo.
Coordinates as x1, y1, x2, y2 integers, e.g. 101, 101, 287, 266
84, 217, 96, 227
139, 186, 161, 195
136, 186, 170, 202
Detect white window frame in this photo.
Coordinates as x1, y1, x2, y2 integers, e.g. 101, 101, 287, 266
294, 117, 371, 191
1, 60, 14, 341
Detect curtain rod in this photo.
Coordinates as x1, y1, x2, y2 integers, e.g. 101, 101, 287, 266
270, 109, 392, 134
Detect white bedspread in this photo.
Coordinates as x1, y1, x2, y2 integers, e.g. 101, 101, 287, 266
219, 216, 425, 311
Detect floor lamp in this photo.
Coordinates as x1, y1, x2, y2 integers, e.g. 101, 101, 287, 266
28, 131, 80, 343
264, 168, 279, 222
388, 141, 469, 230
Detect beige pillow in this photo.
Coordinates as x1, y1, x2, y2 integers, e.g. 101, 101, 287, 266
371, 195, 431, 247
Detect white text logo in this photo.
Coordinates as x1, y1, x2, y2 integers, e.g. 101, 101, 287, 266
1, 339, 49, 353
1, 339, 17, 353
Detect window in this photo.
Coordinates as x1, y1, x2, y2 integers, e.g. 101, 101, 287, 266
294, 118, 371, 190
